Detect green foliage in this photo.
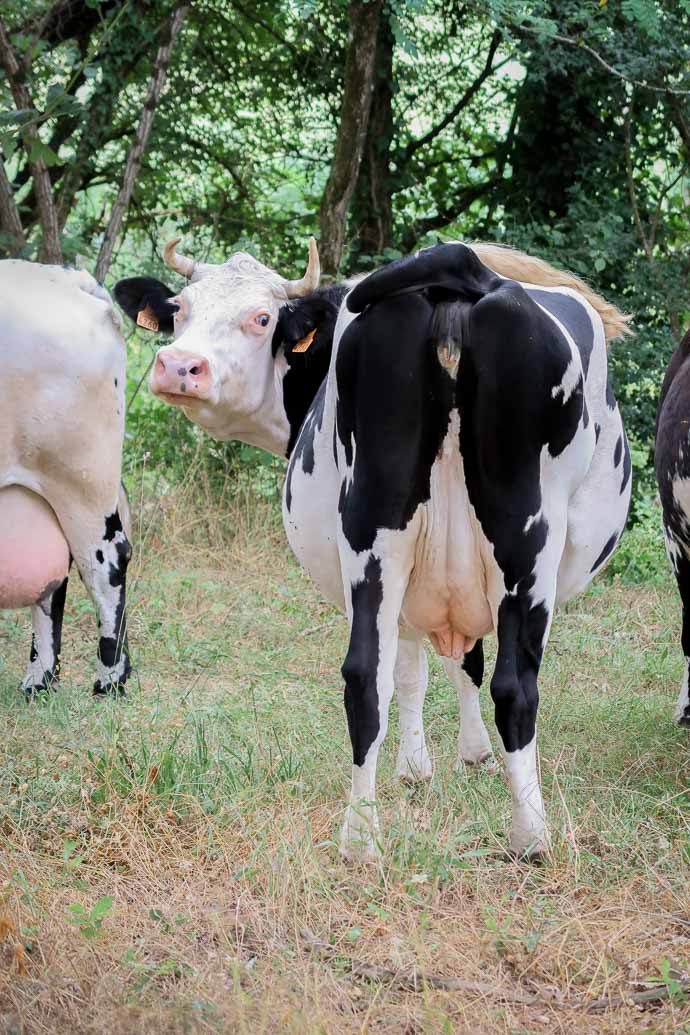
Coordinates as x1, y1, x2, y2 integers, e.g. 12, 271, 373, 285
606, 493, 668, 583
67, 896, 114, 938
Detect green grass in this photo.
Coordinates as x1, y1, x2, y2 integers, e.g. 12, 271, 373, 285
0, 486, 689, 1033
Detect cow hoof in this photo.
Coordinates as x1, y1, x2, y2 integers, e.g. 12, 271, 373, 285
396, 749, 433, 783
507, 833, 549, 864
677, 714, 690, 728
456, 750, 498, 774
92, 681, 127, 699
339, 811, 382, 865
20, 680, 58, 702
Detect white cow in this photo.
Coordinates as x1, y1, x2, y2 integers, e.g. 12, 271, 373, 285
116, 239, 631, 861
0, 261, 132, 697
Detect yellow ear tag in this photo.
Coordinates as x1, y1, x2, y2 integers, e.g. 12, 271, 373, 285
136, 304, 159, 332
292, 327, 317, 354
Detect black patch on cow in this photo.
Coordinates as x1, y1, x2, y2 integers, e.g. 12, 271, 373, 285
273, 285, 348, 457
605, 371, 616, 410
613, 434, 623, 467
114, 378, 118, 387
594, 422, 601, 442
104, 511, 123, 541
582, 399, 589, 429
335, 291, 455, 554
490, 593, 548, 752
589, 532, 619, 573
96, 549, 104, 564
29, 638, 38, 663
342, 555, 383, 766
462, 639, 484, 688
526, 289, 594, 378
113, 276, 179, 334
620, 431, 631, 494
285, 381, 326, 511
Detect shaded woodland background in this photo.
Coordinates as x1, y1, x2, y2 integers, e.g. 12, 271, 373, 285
1, 0, 689, 516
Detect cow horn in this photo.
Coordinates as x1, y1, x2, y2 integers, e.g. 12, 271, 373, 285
163, 238, 196, 279
283, 237, 320, 298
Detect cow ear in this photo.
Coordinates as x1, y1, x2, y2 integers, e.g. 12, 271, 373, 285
273, 291, 343, 360
114, 276, 179, 334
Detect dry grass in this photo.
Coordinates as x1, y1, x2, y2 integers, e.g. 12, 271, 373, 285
0, 475, 689, 1034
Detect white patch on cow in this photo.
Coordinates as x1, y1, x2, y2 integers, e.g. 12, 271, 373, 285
550, 353, 581, 404
673, 477, 690, 521
675, 659, 690, 724
523, 509, 542, 533
503, 735, 548, 856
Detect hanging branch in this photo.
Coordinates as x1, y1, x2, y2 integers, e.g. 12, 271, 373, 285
402, 31, 503, 161
94, 3, 189, 282
0, 17, 62, 263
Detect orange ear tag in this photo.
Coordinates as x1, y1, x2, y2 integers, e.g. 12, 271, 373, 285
292, 327, 317, 353
136, 304, 159, 332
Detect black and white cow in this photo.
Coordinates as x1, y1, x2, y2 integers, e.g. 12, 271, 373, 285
656, 326, 690, 727
0, 260, 132, 697
115, 239, 631, 860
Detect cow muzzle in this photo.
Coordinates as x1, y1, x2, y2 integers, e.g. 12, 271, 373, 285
151, 348, 212, 401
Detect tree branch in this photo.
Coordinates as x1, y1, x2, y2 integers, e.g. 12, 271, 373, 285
95, 3, 189, 281
403, 30, 502, 160
399, 179, 495, 251
623, 102, 654, 264
0, 17, 62, 262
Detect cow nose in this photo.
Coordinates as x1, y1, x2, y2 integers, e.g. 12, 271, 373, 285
151, 349, 211, 399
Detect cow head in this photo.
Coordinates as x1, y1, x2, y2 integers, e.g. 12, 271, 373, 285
114, 238, 320, 452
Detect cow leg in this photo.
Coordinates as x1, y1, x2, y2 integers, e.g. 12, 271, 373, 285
56, 504, 132, 696
489, 585, 554, 859
22, 574, 69, 697
442, 641, 495, 769
394, 637, 432, 781
673, 554, 690, 726
339, 534, 416, 863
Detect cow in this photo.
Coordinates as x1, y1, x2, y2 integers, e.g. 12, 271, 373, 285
115, 238, 631, 861
0, 260, 132, 698
656, 326, 690, 728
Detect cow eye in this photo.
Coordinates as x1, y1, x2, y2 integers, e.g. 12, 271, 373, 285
256, 313, 270, 328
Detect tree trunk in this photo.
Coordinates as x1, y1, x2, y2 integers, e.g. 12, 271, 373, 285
350, 14, 394, 264
0, 17, 62, 263
95, 3, 188, 282
318, 0, 384, 277
0, 160, 26, 255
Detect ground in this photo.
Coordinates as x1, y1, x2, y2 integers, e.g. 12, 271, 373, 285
0, 480, 688, 1034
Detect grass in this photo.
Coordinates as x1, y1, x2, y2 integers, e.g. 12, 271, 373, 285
0, 475, 689, 1033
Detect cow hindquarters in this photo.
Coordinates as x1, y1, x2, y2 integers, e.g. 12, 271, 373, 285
339, 526, 418, 863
